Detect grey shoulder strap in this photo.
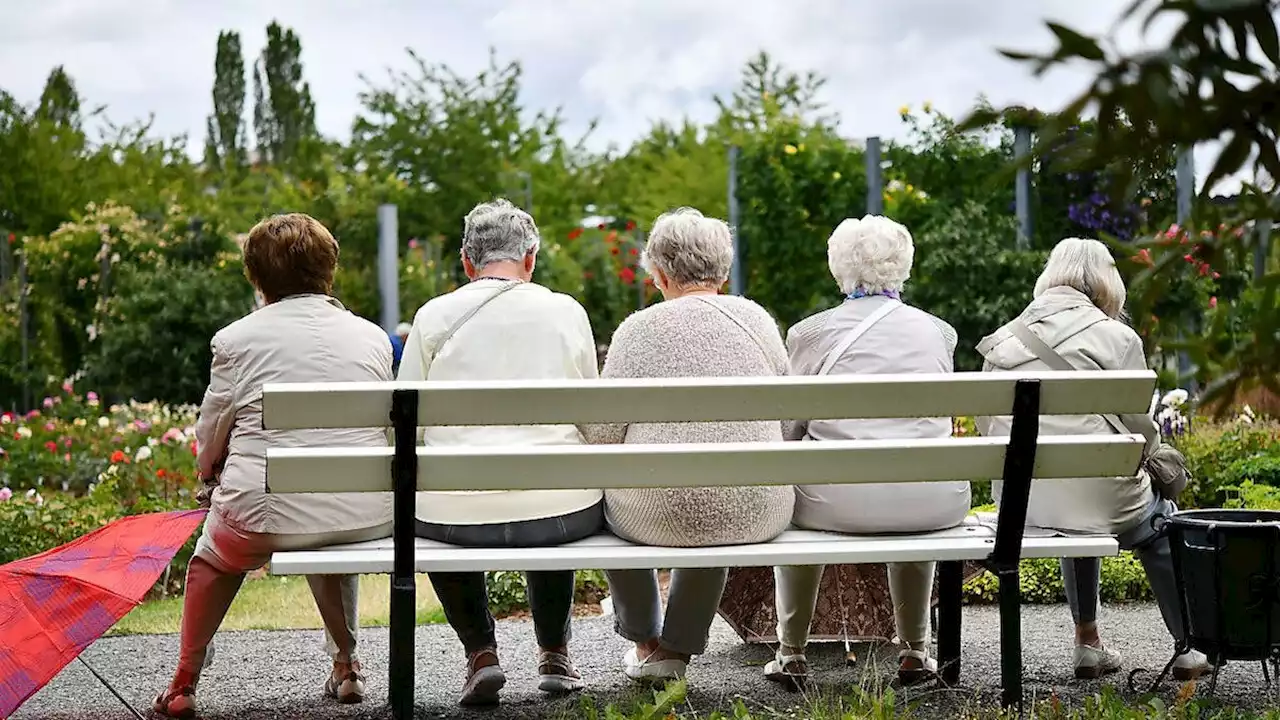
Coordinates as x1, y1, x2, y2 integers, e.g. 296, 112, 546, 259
434, 281, 523, 356
817, 300, 901, 376
690, 296, 786, 374
1008, 319, 1131, 437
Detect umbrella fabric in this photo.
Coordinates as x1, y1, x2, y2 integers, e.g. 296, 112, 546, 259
719, 561, 988, 644
0, 509, 206, 718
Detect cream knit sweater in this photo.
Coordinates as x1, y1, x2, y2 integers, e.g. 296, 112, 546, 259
581, 295, 795, 547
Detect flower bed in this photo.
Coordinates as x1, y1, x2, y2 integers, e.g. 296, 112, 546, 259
0, 382, 201, 590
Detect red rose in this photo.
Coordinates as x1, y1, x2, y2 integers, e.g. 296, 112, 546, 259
610, 246, 620, 255
625, 220, 637, 231
110, 449, 127, 464
45, 441, 58, 453
618, 267, 636, 284
629, 247, 639, 256
597, 223, 606, 230
567, 227, 584, 240
1209, 296, 1218, 309
157, 468, 167, 478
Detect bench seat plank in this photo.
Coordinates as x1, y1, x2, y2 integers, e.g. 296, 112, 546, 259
269, 527, 1119, 575
266, 434, 1146, 494
263, 371, 1156, 430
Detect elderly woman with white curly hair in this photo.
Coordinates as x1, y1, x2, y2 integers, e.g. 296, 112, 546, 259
769, 215, 970, 689
580, 207, 794, 685
976, 237, 1208, 682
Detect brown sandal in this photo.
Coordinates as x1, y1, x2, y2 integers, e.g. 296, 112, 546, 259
153, 686, 196, 719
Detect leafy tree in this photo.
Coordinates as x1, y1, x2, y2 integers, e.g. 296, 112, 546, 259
975, 0, 1280, 410
36, 66, 81, 130
204, 31, 247, 173
349, 49, 597, 267
252, 21, 317, 167
713, 50, 831, 134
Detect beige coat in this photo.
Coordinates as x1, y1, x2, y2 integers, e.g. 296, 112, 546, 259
581, 295, 795, 548
976, 287, 1158, 535
197, 294, 394, 536
785, 296, 971, 533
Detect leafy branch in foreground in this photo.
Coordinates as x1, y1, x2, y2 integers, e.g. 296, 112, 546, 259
966, 0, 1279, 413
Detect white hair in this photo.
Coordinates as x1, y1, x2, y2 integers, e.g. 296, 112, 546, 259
826, 215, 914, 295
641, 207, 734, 287
1034, 237, 1127, 319
461, 198, 539, 270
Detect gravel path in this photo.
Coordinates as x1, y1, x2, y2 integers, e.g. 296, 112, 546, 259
14, 604, 1278, 719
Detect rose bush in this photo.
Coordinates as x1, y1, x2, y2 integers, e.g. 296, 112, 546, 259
0, 380, 199, 497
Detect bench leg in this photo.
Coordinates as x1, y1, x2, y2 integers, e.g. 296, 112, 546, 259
389, 575, 415, 720
997, 566, 1022, 710
936, 560, 963, 686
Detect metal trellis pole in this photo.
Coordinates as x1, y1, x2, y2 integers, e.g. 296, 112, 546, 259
865, 136, 884, 215
728, 145, 743, 296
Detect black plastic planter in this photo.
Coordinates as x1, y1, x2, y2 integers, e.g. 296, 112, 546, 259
1135, 508, 1280, 693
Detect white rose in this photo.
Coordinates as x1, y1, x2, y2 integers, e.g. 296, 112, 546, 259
135, 446, 152, 461
97, 416, 110, 428
17, 426, 32, 439
1161, 389, 1189, 408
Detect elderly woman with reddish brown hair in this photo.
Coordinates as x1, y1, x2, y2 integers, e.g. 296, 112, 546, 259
154, 214, 394, 718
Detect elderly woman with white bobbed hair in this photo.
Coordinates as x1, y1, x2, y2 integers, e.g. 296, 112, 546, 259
580, 207, 794, 684
976, 237, 1209, 682
768, 215, 970, 688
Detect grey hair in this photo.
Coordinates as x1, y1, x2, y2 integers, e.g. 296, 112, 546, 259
641, 207, 734, 288
461, 198, 540, 269
1034, 237, 1127, 319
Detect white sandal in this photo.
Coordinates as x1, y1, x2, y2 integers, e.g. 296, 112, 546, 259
764, 650, 810, 690
897, 647, 938, 686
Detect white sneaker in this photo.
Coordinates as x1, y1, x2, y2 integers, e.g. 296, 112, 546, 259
1172, 649, 1212, 681
624, 647, 687, 685
1074, 644, 1123, 679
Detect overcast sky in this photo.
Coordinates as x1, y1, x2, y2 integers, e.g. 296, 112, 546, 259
3, 0, 1205, 167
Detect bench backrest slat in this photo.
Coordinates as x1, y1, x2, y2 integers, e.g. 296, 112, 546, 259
262, 371, 1156, 430
265, 434, 1146, 494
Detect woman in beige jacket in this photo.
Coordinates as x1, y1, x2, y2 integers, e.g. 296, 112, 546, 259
155, 215, 394, 718
581, 208, 794, 684
977, 237, 1208, 682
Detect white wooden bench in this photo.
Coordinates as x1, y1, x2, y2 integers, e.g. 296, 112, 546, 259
262, 370, 1156, 717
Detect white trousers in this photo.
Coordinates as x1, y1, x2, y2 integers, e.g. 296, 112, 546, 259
774, 562, 935, 648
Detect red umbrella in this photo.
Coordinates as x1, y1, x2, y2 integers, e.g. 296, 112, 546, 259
0, 509, 207, 719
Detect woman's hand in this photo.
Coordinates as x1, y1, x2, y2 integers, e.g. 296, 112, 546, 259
195, 475, 219, 509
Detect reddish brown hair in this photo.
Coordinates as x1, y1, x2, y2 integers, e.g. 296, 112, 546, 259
242, 213, 339, 302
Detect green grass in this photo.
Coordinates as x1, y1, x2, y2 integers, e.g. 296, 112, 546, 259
111, 574, 445, 635
562, 681, 1280, 719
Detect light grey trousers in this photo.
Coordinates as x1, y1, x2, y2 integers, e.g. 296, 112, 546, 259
774, 562, 935, 648
606, 568, 728, 655
179, 510, 392, 676
1060, 495, 1184, 640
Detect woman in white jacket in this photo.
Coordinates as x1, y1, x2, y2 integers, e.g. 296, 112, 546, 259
976, 237, 1208, 681
397, 199, 602, 706
771, 216, 970, 687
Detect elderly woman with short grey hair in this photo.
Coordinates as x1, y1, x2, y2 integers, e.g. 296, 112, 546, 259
977, 237, 1208, 682
582, 208, 794, 684
769, 215, 969, 689
398, 198, 601, 706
